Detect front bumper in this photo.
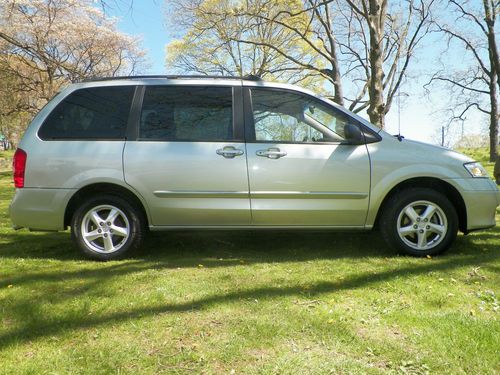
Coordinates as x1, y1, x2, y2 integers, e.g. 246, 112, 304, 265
9, 188, 75, 231
446, 178, 500, 231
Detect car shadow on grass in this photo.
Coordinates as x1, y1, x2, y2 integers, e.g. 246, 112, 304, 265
0, 228, 393, 263
140, 229, 393, 262
0, 228, 392, 292
0, 224, 498, 266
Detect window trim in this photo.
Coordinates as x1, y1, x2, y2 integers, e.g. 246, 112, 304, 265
243, 87, 381, 145
126, 85, 144, 141
38, 86, 136, 141
131, 84, 245, 143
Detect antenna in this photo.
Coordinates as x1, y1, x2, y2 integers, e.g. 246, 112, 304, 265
397, 57, 401, 138
396, 54, 404, 142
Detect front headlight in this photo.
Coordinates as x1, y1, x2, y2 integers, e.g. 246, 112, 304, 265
464, 162, 489, 178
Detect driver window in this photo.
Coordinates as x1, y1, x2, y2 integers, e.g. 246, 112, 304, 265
251, 89, 349, 143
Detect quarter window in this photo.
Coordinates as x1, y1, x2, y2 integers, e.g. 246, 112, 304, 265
39, 86, 134, 140
251, 89, 349, 143
139, 86, 233, 141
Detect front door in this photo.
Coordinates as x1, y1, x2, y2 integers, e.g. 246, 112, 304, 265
244, 88, 370, 226
124, 84, 250, 226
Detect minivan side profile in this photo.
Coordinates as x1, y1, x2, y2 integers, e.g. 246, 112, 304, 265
9, 76, 500, 260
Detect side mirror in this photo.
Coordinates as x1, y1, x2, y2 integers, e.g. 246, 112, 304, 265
344, 123, 364, 145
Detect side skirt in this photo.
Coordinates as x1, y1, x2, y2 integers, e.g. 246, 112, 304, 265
148, 225, 371, 231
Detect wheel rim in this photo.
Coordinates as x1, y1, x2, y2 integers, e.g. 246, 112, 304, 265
81, 204, 130, 254
396, 200, 448, 251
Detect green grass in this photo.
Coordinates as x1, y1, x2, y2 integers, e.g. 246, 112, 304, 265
0, 150, 13, 172
0, 150, 499, 374
0, 149, 14, 157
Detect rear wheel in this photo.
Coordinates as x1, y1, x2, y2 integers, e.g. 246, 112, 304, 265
71, 195, 144, 260
380, 188, 458, 256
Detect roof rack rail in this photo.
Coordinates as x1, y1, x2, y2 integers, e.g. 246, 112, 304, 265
81, 74, 263, 83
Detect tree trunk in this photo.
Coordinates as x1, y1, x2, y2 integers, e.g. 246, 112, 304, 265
489, 71, 498, 162
329, 37, 344, 106
484, 0, 499, 161
483, 0, 500, 91
366, 0, 387, 128
322, 67, 345, 106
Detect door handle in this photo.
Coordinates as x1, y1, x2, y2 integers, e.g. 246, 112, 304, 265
216, 146, 244, 159
256, 147, 287, 159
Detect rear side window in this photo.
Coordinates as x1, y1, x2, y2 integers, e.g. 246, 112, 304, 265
139, 86, 233, 141
39, 86, 135, 140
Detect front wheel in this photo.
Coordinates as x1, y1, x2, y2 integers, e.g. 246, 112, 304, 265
380, 188, 458, 256
71, 195, 144, 260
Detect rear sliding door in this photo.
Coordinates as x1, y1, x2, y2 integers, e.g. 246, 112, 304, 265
123, 84, 251, 226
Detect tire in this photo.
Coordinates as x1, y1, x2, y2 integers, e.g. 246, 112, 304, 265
379, 188, 458, 256
71, 194, 144, 260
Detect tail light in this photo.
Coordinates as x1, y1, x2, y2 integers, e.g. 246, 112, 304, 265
13, 148, 27, 188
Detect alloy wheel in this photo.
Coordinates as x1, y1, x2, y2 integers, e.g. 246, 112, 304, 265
396, 200, 448, 251
81, 204, 130, 253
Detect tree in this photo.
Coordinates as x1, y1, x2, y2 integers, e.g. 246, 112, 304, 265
340, 0, 435, 127
0, 60, 32, 148
0, 0, 146, 147
165, 0, 435, 128
427, 0, 499, 161
166, 0, 321, 86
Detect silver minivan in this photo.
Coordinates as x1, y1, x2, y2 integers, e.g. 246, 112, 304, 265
9, 76, 500, 260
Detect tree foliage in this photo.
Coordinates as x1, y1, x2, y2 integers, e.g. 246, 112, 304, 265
0, 0, 146, 146
166, 0, 322, 86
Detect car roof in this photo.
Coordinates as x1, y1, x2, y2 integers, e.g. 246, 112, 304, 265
76, 74, 321, 95
74, 74, 320, 97
81, 74, 263, 83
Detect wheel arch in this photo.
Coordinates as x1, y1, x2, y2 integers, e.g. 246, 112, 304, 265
373, 177, 467, 233
64, 183, 150, 229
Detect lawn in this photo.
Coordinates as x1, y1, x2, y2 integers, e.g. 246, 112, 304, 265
0, 149, 13, 173
0, 150, 499, 374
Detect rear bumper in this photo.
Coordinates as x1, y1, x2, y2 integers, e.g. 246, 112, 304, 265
9, 188, 75, 231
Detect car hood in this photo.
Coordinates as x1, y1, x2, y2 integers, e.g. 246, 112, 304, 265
366, 135, 477, 180
398, 138, 474, 163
